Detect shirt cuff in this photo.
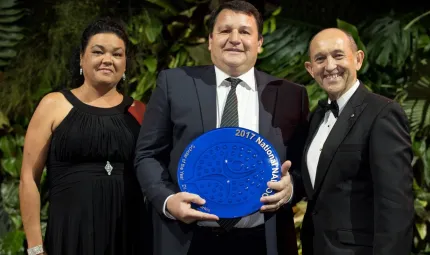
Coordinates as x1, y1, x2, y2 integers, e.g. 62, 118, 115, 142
163, 194, 176, 220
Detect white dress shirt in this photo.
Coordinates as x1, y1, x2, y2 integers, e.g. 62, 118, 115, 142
306, 80, 360, 187
196, 66, 262, 228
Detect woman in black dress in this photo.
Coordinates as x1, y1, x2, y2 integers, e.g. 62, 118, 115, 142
19, 18, 151, 255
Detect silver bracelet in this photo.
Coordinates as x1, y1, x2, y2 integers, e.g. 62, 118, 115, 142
27, 245, 44, 255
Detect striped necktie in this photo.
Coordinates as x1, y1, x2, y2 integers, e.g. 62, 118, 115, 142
217, 77, 242, 230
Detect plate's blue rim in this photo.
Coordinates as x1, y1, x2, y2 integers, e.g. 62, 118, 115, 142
177, 127, 281, 164
176, 127, 282, 217
177, 126, 282, 183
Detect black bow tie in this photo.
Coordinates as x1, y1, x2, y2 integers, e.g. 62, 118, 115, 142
318, 99, 339, 118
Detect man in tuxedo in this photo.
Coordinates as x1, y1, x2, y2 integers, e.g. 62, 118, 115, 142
301, 28, 414, 255
134, 1, 309, 255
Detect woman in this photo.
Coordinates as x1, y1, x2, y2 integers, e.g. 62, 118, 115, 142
19, 17, 150, 255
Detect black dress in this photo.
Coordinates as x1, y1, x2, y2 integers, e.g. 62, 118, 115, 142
44, 90, 151, 255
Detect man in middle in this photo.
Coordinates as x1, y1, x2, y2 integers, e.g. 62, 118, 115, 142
134, 1, 309, 255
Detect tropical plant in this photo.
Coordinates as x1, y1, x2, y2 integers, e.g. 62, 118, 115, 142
0, 0, 26, 70
362, 11, 430, 252
126, 0, 212, 102
0, 0, 429, 254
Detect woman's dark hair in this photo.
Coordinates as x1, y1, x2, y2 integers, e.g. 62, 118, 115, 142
69, 17, 129, 88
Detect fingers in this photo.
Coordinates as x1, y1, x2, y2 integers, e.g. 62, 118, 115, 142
260, 186, 287, 205
186, 210, 219, 222
181, 192, 206, 205
259, 173, 292, 212
260, 201, 285, 212
267, 173, 290, 191
173, 192, 219, 224
281, 160, 291, 176
260, 189, 288, 212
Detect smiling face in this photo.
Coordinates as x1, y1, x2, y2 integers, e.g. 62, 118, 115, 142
80, 33, 126, 87
305, 28, 364, 100
208, 9, 263, 77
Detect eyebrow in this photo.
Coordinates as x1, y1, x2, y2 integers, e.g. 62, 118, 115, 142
332, 49, 345, 54
218, 25, 252, 30
91, 45, 124, 51
313, 49, 345, 59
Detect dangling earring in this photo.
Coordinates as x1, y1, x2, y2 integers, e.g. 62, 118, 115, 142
80, 68, 83, 75
122, 73, 126, 81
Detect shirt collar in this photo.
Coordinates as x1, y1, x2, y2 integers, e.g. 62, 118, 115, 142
214, 66, 256, 91
329, 79, 360, 114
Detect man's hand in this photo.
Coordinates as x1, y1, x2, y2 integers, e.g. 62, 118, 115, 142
259, 160, 293, 212
166, 192, 219, 224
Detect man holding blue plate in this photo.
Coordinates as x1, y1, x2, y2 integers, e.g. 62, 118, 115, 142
134, 1, 309, 255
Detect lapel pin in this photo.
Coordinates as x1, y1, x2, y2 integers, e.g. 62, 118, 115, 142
350, 114, 355, 118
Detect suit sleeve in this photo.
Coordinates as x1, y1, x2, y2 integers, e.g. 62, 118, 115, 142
369, 102, 414, 255
288, 86, 310, 205
134, 70, 177, 215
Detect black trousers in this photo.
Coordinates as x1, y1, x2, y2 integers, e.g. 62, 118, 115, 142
188, 225, 267, 255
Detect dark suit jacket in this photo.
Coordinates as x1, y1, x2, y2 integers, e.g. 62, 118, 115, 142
300, 83, 414, 255
134, 65, 309, 255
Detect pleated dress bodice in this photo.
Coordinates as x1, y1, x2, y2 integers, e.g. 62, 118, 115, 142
44, 89, 150, 255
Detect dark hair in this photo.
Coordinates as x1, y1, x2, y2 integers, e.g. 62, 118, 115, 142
70, 17, 129, 88
208, 0, 263, 39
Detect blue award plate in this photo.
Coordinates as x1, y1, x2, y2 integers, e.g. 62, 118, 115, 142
177, 127, 281, 218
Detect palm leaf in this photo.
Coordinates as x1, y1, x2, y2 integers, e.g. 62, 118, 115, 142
411, 138, 430, 187
402, 76, 430, 135
362, 15, 413, 70
258, 17, 315, 82
0, 0, 26, 69
0, 0, 17, 9
404, 10, 430, 30
336, 19, 369, 74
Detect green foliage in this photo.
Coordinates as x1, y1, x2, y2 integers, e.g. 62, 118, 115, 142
392, 17, 430, 251
0, 131, 25, 254
258, 15, 314, 82
402, 77, 430, 138
363, 16, 413, 69
0, 0, 101, 116
336, 19, 369, 73
0, 0, 26, 69
0, 230, 25, 254
127, 0, 212, 102
0, 0, 429, 253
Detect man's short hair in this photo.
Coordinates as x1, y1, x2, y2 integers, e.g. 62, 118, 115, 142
207, 0, 263, 39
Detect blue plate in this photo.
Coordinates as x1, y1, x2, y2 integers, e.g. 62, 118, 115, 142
177, 127, 281, 218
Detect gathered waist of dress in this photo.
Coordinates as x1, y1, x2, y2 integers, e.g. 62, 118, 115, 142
47, 161, 126, 196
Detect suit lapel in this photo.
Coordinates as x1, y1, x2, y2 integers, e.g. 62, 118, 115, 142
254, 69, 280, 223
301, 108, 325, 196
194, 66, 217, 132
255, 69, 277, 139
312, 84, 368, 193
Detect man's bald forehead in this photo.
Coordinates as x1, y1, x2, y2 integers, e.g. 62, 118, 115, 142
308, 28, 358, 57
